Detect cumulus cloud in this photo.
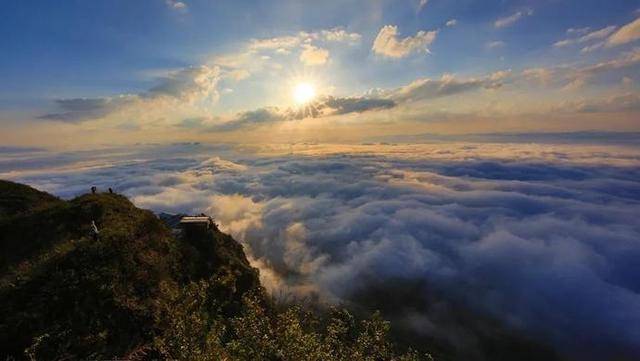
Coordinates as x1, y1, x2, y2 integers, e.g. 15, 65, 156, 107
5, 141, 640, 360
446, 19, 458, 27
494, 9, 534, 28
299, 44, 330, 66
372, 25, 437, 58
607, 16, 640, 47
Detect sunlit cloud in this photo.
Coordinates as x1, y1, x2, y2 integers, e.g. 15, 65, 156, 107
554, 25, 617, 49
299, 44, 330, 66
607, 16, 640, 47
372, 25, 437, 58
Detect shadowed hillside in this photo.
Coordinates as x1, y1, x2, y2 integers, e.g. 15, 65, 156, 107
0, 180, 426, 360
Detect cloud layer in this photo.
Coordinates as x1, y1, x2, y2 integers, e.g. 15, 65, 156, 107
3, 141, 640, 359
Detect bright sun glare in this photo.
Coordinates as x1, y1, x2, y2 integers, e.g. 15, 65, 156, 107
293, 83, 316, 105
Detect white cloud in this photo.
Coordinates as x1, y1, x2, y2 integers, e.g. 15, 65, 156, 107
249, 35, 302, 51
555, 25, 618, 49
553, 39, 573, 48
581, 42, 605, 53
372, 25, 437, 58
248, 28, 361, 52
494, 9, 533, 28
165, 0, 187, 11
446, 19, 458, 27
418, 0, 428, 12
486, 40, 506, 49
607, 16, 640, 47
320, 28, 362, 44
580, 25, 618, 42
567, 27, 591, 35
299, 44, 329, 66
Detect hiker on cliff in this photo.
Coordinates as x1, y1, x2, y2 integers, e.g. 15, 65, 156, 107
91, 220, 100, 241
91, 186, 97, 194
108, 187, 113, 194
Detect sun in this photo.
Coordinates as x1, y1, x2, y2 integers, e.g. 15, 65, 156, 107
292, 82, 316, 105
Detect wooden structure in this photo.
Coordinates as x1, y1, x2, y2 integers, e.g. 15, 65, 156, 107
179, 215, 218, 232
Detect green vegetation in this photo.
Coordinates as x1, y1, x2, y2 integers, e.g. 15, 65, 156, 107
0, 180, 428, 360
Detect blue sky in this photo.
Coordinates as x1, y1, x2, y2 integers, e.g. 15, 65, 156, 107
1, 0, 639, 147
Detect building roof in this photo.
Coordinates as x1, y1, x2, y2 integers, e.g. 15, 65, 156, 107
179, 216, 211, 224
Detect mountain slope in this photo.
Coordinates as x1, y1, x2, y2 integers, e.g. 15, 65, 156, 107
0, 180, 262, 359
0, 180, 424, 360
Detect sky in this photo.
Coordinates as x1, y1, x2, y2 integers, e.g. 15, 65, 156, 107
1, 0, 640, 147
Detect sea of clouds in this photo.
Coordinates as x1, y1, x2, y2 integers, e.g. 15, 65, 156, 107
2, 140, 640, 359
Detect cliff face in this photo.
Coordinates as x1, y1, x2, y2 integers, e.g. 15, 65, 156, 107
0, 180, 262, 359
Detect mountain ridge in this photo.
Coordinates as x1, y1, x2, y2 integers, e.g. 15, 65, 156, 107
0, 180, 425, 360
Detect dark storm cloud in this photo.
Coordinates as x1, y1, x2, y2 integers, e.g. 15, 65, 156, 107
3, 142, 640, 359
